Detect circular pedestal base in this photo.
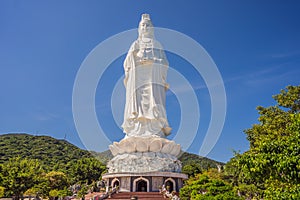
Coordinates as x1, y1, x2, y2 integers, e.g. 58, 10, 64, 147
102, 172, 188, 192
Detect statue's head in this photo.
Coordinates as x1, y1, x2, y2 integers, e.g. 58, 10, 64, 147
138, 14, 154, 38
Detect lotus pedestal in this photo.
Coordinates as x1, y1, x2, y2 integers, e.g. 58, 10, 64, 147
102, 137, 188, 192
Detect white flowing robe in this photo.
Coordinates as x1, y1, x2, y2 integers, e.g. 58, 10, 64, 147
122, 38, 171, 137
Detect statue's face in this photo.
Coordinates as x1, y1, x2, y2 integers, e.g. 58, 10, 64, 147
139, 20, 153, 37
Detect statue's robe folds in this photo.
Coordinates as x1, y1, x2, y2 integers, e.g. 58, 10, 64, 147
122, 39, 171, 137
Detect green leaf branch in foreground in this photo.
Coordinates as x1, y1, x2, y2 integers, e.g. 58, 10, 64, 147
226, 85, 300, 199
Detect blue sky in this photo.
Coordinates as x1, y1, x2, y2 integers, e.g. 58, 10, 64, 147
1, 1, 300, 163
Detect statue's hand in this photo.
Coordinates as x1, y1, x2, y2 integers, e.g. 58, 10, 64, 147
136, 49, 144, 58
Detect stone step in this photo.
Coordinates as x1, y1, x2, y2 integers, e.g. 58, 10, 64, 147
108, 192, 165, 200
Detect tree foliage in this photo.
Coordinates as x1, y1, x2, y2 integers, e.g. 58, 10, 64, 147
0, 186, 5, 198
181, 85, 300, 199
182, 162, 202, 178
226, 85, 300, 199
180, 169, 241, 200
48, 189, 71, 200
0, 157, 105, 199
179, 152, 224, 171
0, 133, 108, 198
31, 171, 71, 198
67, 157, 106, 185
0, 134, 92, 168
0, 157, 43, 199
46, 171, 69, 191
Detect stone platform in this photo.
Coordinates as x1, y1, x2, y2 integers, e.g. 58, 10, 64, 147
108, 137, 182, 173
105, 136, 187, 192
102, 171, 187, 192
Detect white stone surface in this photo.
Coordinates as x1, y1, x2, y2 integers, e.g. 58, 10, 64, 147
120, 177, 131, 192
121, 13, 171, 138
107, 14, 184, 175
102, 171, 188, 179
107, 152, 182, 173
149, 138, 162, 152
136, 139, 148, 152
152, 177, 163, 191
109, 137, 182, 157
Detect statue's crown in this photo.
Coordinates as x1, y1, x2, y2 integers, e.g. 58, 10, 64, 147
141, 13, 151, 21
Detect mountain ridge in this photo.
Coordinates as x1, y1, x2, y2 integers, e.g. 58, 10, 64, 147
0, 133, 223, 169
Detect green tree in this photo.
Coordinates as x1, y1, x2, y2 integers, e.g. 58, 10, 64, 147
67, 158, 106, 185
24, 187, 39, 198
48, 189, 72, 200
226, 85, 300, 199
46, 171, 69, 191
77, 184, 88, 199
182, 162, 202, 178
233, 184, 262, 200
0, 157, 43, 199
49, 189, 59, 200
180, 169, 241, 200
0, 186, 5, 198
58, 189, 72, 199
25, 171, 70, 199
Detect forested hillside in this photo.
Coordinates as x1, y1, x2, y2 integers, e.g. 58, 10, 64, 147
0, 133, 223, 169
0, 133, 93, 168
0, 133, 225, 199
179, 152, 224, 169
